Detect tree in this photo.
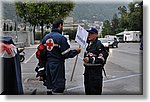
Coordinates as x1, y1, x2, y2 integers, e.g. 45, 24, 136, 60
3, 23, 6, 31
117, 2, 143, 33
101, 20, 112, 37
118, 5, 127, 16
102, 6, 128, 36
15, 1, 75, 40
102, 2, 143, 36
111, 13, 119, 34
128, 2, 143, 33
117, 5, 129, 31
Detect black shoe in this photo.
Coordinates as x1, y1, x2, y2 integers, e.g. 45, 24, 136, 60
47, 91, 52, 95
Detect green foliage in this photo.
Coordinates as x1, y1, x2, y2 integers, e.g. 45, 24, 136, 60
111, 13, 119, 34
63, 29, 77, 40
35, 32, 41, 40
35, 31, 49, 40
102, 1, 143, 36
128, 2, 143, 33
16, 1, 74, 25
15, 1, 75, 40
118, 5, 127, 16
102, 20, 112, 37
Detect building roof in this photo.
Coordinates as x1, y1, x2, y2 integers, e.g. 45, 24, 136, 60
116, 31, 141, 35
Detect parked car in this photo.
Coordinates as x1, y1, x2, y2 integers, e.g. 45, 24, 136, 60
105, 35, 119, 48
62, 32, 70, 45
108, 38, 118, 48
98, 38, 109, 52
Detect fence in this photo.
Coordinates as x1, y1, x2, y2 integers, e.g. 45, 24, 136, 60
2, 31, 34, 47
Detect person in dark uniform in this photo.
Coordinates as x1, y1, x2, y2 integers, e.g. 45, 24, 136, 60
0, 37, 24, 95
41, 19, 81, 95
83, 28, 109, 95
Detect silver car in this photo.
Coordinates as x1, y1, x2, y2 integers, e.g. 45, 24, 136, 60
98, 38, 109, 52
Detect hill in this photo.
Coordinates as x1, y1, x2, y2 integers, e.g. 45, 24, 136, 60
70, 2, 128, 22
2, 2, 129, 22
2, 2, 17, 20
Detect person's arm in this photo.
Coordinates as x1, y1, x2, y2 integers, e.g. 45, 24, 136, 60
95, 41, 109, 64
60, 36, 81, 59
83, 41, 109, 65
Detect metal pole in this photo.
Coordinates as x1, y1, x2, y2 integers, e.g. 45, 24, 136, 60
15, 16, 18, 43
70, 45, 81, 81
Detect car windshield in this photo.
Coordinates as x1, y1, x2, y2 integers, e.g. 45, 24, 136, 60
98, 38, 108, 43
101, 40, 107, 43
108, 40, 114, 41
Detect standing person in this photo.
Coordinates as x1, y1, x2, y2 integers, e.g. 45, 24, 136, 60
83, 28, 109, 95
41, 19, 81, 95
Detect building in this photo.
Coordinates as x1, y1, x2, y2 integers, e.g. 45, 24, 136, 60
116, 31, 141, 42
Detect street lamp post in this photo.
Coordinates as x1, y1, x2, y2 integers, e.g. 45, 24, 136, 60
14, 15, 18, 43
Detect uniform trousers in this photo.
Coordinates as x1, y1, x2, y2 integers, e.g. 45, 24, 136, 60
46, 61, 65, 93
84, 66, 103, 95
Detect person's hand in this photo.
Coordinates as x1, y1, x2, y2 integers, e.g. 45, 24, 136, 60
83, 57, 89, 63
76, 48, 81, 54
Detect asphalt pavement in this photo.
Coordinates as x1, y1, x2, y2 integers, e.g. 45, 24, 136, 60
21, 42, 143, 95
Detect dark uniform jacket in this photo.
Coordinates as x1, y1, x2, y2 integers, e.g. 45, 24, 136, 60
41, 29, 79, 93
42, 29, 78, 62
0, 37, 24, 95
84, 38, 109, 67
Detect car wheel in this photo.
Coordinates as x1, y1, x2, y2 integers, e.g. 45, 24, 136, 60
112, 45, 114, 48
116, 45, 118, 48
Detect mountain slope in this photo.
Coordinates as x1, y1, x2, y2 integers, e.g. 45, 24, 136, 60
2, 2, 128, 22
71, 3, 128, 22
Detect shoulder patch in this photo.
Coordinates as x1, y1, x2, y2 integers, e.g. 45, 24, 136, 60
46, 38, 54, 51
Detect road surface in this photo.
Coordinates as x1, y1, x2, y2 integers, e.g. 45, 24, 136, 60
21, 42, 143, 95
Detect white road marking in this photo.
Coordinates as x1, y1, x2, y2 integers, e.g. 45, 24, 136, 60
23, 52, 36, 64
67, 73, 142, 91
67, 86, 82, 91
24, 78, 29, 83
104, 73, 142, 83
22, 73, 36, 74
78, 56, 83, 60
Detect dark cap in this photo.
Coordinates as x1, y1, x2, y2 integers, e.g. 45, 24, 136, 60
86, 27, 98, 34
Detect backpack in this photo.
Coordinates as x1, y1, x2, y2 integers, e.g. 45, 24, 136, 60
35, 43, 47, 85
36, 43, 47, 67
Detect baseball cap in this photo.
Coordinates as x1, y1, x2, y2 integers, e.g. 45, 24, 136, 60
86, 27, 98, 34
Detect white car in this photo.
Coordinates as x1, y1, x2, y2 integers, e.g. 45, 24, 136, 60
63, 34, 70, 45
62, 32, 70, 45
98, 38, 109, 52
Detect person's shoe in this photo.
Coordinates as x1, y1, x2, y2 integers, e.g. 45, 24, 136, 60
47, 89, 52, 95
47, 91, 52, 95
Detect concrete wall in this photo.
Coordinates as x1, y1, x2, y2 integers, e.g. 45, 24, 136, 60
2, 31, 33, 47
